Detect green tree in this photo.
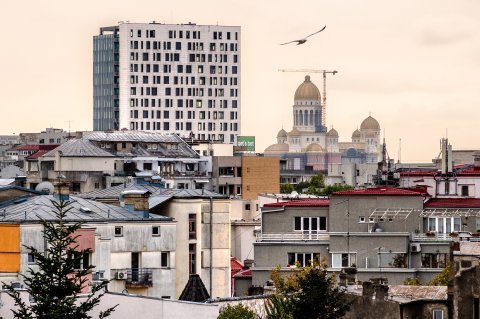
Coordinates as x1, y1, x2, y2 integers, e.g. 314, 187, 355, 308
268, 264, 350, 319
291, 267, 350, 319
280, 183, 295, 194
429, 262, 452, 286
217, 304, 258, 319
295, 181, 310, 194
265, 294, 293, 319
321, 184, 354, 196
2, 199, 116, 319
403, 277, 421, 286
309, 174, 325, 189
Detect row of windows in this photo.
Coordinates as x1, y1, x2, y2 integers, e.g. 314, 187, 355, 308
129, 120, 239, 133
129, 98, 238, 109
130, 75, 239, 87
130, 110, 229, 120
130, 86, 238, 98
130, 63, 238, 75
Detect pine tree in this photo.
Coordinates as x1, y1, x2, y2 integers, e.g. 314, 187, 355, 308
2, 199, 116, 319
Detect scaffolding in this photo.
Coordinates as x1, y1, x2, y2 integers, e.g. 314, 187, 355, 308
368, 208, 417, 221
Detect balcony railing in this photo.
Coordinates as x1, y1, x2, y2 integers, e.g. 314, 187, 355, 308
125, 268, 153, 288
412, 232, 480, 242
256, 232, 329, 242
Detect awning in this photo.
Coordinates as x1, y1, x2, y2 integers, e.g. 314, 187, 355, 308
194, 179, 210, 183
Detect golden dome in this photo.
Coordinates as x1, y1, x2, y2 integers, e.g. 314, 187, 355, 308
265, 143, 289, 153
294, 75, 321, 101
306, 143, 325, 153
360, 116, 380, 131
327, 128, 339, 137
352, 129, 361, 138
277, 129, 288, 138
288, 128, 301, 136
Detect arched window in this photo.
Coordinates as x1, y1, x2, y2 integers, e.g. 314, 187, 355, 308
309, 110, 314, 126
304, 111, 308, 126
299, 110, 303, 125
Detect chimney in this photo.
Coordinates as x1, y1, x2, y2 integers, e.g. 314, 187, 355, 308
474, 152, 480, 168
121, 190, 150, 218
54, 181, 70, 201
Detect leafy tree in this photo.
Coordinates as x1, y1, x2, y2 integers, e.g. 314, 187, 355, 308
268, 264, 350, 319
309, 174, 325, 189
291, 267, 350, 319
321, 184, 354, 196
403, 277, 421, 286
429, 262, 452, 286
280, 183, 295, 194
295, 181, 310, 194
265, 294, 293, 319
2, 199, 116, 319
217, 303, 258, 319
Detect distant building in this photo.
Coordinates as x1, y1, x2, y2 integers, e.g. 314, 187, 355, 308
19, 128, 69, 145
93, 22, 241, 144
264, 75, 382, 186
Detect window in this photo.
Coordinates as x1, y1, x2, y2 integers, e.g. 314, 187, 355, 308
421, 253, 447, 268
143, 162, 153, 170
331, 253, 356, 268
114, 226, 123, 237
161, 252, 169, 268
461, 185, 469, 196
288, 253, 320, 267
68, 251, 90, 270
152, 226, 160, 236
359, 216, 366, 223
189, 214, 196, 239
189, 244, 196, 274
433, 309, 444, 319
245, 204, 251, 210
378, 252, 407, 268
294, 216, 327, 232
428, 217, 461, 233
28, 253, 35, 264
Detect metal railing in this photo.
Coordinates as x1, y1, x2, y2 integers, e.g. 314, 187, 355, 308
412, 233, 480, 242
125, 268, 153, 288
256, 232, 329, 242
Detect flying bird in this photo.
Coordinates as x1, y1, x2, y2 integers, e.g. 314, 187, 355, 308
280, 26, 327, 45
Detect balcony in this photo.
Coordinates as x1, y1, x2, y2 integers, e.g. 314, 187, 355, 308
125, 268, 153, 288
256, 232, 329, 242
412, 232, 480, 242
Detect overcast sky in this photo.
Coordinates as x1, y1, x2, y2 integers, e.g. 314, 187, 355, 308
1, 0, 479, 162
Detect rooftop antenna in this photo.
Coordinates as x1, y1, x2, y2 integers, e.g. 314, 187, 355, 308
398, 138, 402, 164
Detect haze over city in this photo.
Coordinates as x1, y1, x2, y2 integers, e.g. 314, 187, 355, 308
1, 0, 479, 162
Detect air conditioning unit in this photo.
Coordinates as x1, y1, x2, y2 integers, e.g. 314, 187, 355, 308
411, 243, 421, 253
116, 271, 128, 280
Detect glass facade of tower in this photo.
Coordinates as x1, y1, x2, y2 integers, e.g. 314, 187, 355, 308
93, 28, 120, 131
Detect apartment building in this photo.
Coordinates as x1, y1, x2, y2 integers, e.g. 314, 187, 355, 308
93, 22, 241, 143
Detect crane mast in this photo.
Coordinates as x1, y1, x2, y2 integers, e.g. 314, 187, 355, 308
279, 69, 338, 127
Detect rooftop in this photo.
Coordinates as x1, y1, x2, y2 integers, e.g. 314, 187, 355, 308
333, 187, 423, 196
0, 195, 172, 223
263, 199, 330, 208
425, 198, 480, 208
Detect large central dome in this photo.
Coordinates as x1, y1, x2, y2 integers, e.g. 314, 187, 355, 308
294, 75, 321, 101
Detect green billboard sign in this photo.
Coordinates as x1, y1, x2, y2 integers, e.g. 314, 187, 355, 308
237, 136, 255, 152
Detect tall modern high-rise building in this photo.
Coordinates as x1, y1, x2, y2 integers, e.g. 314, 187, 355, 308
93, 22, 241, 143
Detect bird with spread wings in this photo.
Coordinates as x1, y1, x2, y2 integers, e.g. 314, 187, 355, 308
280, 26, 327, 45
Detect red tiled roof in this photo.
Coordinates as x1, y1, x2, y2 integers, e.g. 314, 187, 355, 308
26, 150, 50, 160
399, 171, 437, 176
14, 144, 40, 151
263, 199, 330, 208
333, 187, 423, 196
425, 198, 480, 208
231, 257, 244, 277
233, 269, 252, 278
457, 166, 480, 176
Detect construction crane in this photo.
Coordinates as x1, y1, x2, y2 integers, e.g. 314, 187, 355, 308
278, 69, 338, 127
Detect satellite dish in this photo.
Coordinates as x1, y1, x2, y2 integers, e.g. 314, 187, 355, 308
35, 182, 54, 194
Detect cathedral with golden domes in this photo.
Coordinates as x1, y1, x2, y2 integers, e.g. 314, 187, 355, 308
264, 75, 382, 185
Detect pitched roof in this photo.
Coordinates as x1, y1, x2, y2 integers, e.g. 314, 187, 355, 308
233, 269, 252, 278
42, 139, 114, 157
84, 131, 181, 143
77, 182, 226, 200
333, 187, 423, 196
0, 195, 172, 223
425, 198, 480, 208
179, 274, 210, 302
264, 199, 330, 208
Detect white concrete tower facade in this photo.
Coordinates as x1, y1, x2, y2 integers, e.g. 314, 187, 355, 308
94, 22, 241, 144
